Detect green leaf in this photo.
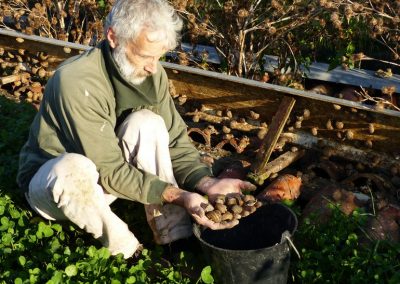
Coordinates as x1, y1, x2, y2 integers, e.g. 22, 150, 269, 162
18, 256, 26, 266
97, 0, 105, 8
167, 271, 175, 280
51, 223, 63, 232
201, 266, 214, 284
282, 199, 295, 206
65, 264, 78, 277
97, 247, 111, 259
2, 232, 13, 245
43, 226, 54, 237
346, 42, 355, 54
9, 208, 21, 219
50, 238, 61, 252
46, 271, 63, 284
126, 276, 136, 283
36, 222, 54, 238
0, 216, 9, 229
17, 217, 25, 227
87, 246, 97, 258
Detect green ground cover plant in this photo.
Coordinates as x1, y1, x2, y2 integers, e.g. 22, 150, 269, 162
289, 204, 400, 283
0, 96, 214, 283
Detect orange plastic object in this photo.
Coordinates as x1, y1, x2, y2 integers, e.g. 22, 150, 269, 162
257, 174, 302, 202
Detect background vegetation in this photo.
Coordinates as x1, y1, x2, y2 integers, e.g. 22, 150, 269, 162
1, 0, 399, 82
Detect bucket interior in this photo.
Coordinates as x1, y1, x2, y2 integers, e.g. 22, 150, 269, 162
195, 203, 298, 251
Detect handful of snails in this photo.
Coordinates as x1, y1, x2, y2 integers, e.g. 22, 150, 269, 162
202, 193, 263, 224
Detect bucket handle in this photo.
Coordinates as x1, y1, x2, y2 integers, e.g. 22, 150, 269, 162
281, 230, 301, 259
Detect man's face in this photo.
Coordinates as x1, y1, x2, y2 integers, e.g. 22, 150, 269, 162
113, 30, 167, 85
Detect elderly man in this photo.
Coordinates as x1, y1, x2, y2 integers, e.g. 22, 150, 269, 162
17, 0, 255, 258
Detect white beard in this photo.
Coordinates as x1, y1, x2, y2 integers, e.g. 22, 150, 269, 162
112, 45, 147, 85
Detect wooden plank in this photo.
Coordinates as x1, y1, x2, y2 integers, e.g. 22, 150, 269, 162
164, 65, 400, 156
163, 61, 400, 117
251, 149, 306, 184
281, 131, 399, 172
0, 29, 87, 59
249, 96, 296, 185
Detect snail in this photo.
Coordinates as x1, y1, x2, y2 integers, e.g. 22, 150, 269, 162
206, 210, 222, 223
203, 193, 263, 223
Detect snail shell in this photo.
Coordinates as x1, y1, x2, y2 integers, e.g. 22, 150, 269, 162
234, 213, 242, 220
230, 205, 243, 214
215, 203, 227, 214
201, 202, 214, 213
303, 109, 311, 119
243, 195, 255, 203
206, 210, 222, 223
311, 127, 318, 136
230, 193, 244, 206
236, 197, 244, 206
254, 201, 263, 208
226, 197, 237, 206
326, 119, 333, 130
215, 194, 226, 204
368, 123, 375, 134
244, 205, 256, 213
221, 212, 233, 221
244, 200, 257, 207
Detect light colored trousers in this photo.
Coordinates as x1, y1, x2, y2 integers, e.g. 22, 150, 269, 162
26, 109, 192, 258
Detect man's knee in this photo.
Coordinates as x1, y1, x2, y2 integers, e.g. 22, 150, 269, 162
53, 153, 98, 180
27, 153, 99, 221
124, 109, 166, 130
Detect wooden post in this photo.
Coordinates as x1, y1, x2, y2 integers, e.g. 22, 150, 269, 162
248, 96, 296, 185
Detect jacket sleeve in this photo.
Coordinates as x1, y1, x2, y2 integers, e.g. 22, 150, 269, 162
47, 71, 168, 204
157, 69, 213, 191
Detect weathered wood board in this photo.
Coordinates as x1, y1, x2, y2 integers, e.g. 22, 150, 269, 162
164, 62, 400, 156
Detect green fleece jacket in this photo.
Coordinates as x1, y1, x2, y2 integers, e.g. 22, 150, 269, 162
17, 40, 212, 204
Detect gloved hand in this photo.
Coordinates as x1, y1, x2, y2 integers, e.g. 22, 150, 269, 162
196, 176, 257, 203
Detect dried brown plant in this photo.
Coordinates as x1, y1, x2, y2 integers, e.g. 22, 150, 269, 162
0, 0, 109, 45
169, 0, 399, 84
0, 0, 398, 87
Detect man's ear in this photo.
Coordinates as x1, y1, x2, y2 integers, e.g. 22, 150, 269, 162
107, 27, 118, 48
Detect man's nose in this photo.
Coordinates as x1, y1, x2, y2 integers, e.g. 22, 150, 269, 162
144, 59, 158, 74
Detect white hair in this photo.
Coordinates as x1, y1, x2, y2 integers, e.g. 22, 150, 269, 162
113, 44, 147, 85
105, 0, 183, 50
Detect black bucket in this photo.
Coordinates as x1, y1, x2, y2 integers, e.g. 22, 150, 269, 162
193, 203, 298, 284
